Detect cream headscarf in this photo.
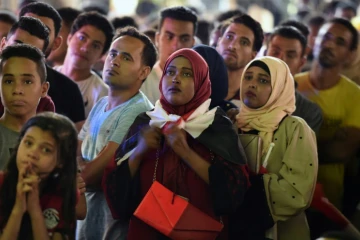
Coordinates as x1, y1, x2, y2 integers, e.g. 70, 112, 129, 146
236, 56, 296, 155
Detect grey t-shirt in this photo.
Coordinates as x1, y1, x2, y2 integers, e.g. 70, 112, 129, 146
76, 92, 153, 240
293, 90, 323, 135
0, 123, 19, 170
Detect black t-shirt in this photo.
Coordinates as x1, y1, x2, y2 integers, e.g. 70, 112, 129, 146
46, 65, 85, 123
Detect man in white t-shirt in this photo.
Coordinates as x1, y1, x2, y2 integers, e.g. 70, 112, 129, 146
140, 6, 197, 104
57, 11, 114, 117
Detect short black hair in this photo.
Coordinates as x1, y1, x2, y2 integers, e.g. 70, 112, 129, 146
197, 20, 213, 45
8, 16, 50, 52
281, 20, 310, 39
329, 17, 358, 51
0, 10, 17, 25
57, 7, 82, 28
307, 15, 326, 27
321, 231, 359, 240
0, 44, 47, 83
221, 14, 264, 52
70, 11, 114, 55
113, 26, 157, 75
159, 6, 198, 34
19, 2, 62, 37
111, 16, 138, 30
216, 8, 246, 23
269, 26, 307, 56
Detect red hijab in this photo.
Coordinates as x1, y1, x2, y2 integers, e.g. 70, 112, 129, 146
159, 48, 211, 116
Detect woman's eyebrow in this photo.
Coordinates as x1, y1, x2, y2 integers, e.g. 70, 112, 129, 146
259, 73, 270, 77
182, 67, 193, 71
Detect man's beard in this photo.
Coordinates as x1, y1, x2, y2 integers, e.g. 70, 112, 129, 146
318, 48, 337, 68
225, 60, 243, 71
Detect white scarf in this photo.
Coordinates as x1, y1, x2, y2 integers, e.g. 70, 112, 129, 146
117, 99, 216, 165
147, 99, 216, 138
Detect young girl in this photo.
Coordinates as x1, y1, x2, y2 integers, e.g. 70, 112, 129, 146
0, 112, 78, 240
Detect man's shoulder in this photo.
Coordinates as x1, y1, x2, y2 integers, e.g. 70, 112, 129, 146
46, 66, 80, 89
130, 92, 154, 110
339, 75, 360, 92
109, 93, 153, 120
90, 96, 108, 111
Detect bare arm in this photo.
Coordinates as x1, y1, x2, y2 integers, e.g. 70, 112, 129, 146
76, 194, 87, 220
318, 127, 360, 164
29, 210, 51, 240
0, 209, 24, 240
79, 141, 120, 186
26, 167, 50, 240
0, 167, 31, 240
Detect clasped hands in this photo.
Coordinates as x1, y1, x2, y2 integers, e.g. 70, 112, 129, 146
14, 162, 41, 215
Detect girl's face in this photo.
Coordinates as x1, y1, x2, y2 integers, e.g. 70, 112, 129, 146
162, 56, 195, 106
16, 126, 58, 179
241, 66, 272, 109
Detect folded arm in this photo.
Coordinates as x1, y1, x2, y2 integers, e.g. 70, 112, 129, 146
263, 120, 318, 222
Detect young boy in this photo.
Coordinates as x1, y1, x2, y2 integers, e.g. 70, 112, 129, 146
0, 44, 48, 169
0, 44, 87, 220
0, 16, 55, 116
56, 11, 113, 117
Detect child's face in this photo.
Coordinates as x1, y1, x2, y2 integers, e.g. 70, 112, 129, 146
0, 57, 48, 117
16, 126, 58, 179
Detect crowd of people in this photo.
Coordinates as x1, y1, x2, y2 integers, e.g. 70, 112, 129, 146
0, 0, 359, 239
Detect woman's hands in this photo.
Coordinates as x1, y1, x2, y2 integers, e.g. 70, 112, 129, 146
134, 124, 191, 160
134, 127, 162, 158
226, 108, 239, 124
129, 127, 162, 177
163, 124, 191, 160
164, 124, 211, 183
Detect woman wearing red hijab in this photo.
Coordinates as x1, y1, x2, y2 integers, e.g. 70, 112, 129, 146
102, 49, 249, 239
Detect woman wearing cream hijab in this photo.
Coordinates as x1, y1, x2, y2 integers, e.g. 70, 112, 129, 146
230, 56, 318, 240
